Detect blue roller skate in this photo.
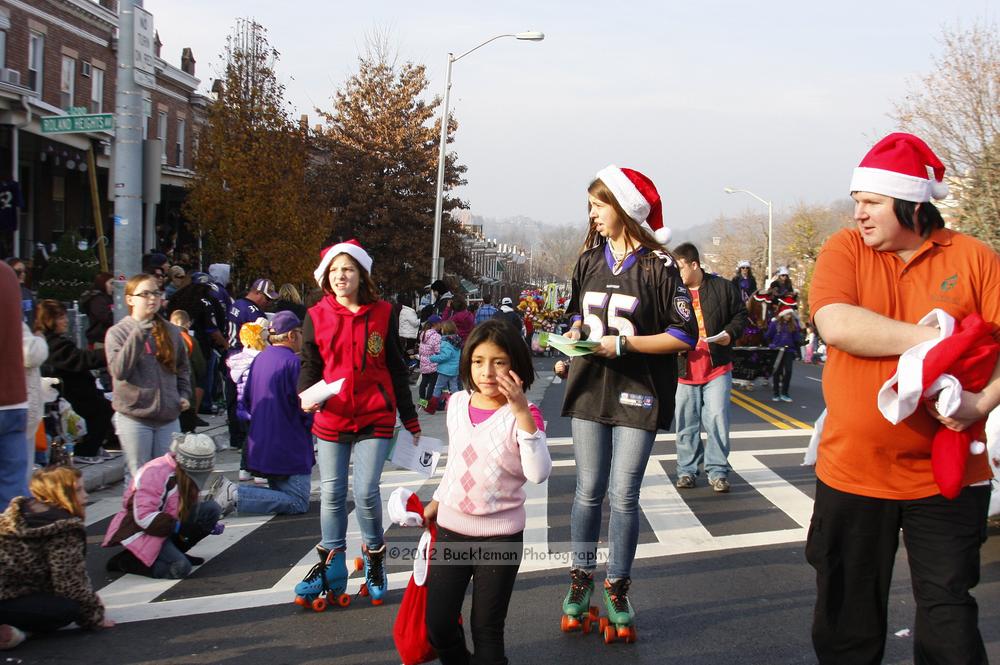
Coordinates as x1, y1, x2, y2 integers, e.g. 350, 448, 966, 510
353, 543, 388, 605
294, 546, 350, 612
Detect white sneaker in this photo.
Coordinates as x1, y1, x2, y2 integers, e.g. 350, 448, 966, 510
253, 476, 268, 486
207, 475, 238, 516
238, 469, 252, 482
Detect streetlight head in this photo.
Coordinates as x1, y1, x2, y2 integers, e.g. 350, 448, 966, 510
515, 31, 545, 41
724, 187, 736, 194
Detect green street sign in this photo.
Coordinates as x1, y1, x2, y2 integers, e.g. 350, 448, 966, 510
40, 113, 114, 134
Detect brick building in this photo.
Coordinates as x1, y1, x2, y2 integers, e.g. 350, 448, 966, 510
0, 0, 206, 263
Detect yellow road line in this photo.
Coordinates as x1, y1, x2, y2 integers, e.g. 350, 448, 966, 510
729, 392, 792, 430
731, 390, 814, 430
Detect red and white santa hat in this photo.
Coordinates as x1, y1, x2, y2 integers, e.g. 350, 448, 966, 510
778, 305, 795, 318
849, 132, 949, 202
595, 165, 671, 245
387, 487, 425, 527
313, 239, 373, 287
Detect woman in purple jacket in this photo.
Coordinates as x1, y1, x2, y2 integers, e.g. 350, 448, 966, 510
765, 305, 803, 403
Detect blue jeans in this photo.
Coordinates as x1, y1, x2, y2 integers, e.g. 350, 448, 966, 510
432, 374, 461, 398
114, 413, 180, 487
674, 372, 733, 480
152, 501, 222, 579
0, 409, 28, 507
317, 437, 391, 551
570, 418, 655, 580
237, 474, 311, 515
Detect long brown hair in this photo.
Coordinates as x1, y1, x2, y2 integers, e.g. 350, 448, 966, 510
174, 467, 197, 522
582, 178, 670, 257
30, 466, 85, 518
126, 273, 177, 374
34, 299, 67, 334
321, 253, 380, 305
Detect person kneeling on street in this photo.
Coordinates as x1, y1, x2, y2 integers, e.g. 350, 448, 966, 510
0, 466, 114, 651
206, 311, 314, 516
102, 434, 224, 579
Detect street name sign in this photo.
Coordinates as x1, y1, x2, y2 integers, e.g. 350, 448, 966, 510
41, 114, 115, 134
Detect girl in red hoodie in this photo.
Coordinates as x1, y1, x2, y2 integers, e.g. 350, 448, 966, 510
296, 240, 420, 607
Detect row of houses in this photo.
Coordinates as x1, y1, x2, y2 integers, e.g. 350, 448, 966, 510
0, 0, 204, 262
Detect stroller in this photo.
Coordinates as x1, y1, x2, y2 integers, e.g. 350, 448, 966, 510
37, 377, 86, 467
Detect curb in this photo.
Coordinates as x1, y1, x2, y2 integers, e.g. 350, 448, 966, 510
80, 456, 126, 492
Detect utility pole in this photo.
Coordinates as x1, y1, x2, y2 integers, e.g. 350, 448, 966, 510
111, 0, 146, 319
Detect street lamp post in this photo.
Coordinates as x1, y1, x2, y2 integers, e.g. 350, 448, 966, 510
430, 31, 544, 284
724, 187, 773, 285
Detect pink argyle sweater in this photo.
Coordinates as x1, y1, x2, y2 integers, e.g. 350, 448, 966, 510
434, 390, 552, 537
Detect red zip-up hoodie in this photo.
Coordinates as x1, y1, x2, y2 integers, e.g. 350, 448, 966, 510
299, 295, 419, 442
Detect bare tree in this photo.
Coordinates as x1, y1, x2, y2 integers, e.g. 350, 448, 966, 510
892, 22, 1000, 248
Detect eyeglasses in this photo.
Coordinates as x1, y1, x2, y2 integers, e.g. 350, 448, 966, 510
133, 290, 164, 300
13, 268, 25, 275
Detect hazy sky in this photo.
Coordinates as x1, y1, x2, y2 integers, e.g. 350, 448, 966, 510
147, 0, 994, 233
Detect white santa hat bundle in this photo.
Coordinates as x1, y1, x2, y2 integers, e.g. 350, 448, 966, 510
849, 132, 950, 202
595, 164, 671, 245
313, 239, 373, 288
387, 487, 425, 527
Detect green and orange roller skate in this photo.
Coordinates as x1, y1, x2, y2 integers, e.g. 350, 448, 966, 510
294, 546, 351, 612
598, 577, 637, 644
560, 568, 599, 634
353, 543, 388, 605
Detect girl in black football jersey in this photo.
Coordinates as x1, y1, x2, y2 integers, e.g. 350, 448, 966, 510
559, 165, 698, 642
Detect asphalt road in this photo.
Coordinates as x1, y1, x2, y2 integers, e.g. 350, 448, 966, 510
11, 358, 1000, 665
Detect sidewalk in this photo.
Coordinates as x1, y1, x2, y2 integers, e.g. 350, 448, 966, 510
77, 373, 550, 492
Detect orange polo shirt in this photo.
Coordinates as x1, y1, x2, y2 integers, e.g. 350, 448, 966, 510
810, 227, 1000, 500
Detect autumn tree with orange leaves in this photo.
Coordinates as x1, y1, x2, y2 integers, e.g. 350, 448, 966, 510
313, 38, 472, 294
185, 20, 329, 288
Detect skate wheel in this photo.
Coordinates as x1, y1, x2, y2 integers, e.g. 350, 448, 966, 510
582, 616, 593, 634
337, 593, 351, 607
599, 617, 609, 633
624, 626, 637, 643
359, 583, 369, 597
311, 597, 327, 612
616, 625, 630, 638
589, 606, 599, 620
561, 614, 578, 632
354, 556, 364, 572
294, 596, 308, 608
371, 597, 383, 606
603, 625, 616, 644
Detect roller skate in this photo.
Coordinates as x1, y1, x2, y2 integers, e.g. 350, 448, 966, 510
560, 568, 598, 634
598, 577, 637, 644
293, 546, 351, 612
354, 543, 388, 605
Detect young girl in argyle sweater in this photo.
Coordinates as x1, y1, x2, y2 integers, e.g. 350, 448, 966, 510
423, 319, 552, 664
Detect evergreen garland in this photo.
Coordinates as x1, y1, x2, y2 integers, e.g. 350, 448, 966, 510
37, 234, 99, 303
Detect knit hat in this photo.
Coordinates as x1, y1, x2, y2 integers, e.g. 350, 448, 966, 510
737, 260, 751, 269
595, 164, 670, 244
777, 266, 789, 276
313, 239, 373, 287
500, 297, 513, 306
171, 433, 216, 489
427, 314, 443, 324
269, 310, 301, 335
849, 132, 949, 202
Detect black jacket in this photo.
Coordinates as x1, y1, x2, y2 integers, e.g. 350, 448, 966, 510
677, 272, 748, 379
42, 332, 107, 405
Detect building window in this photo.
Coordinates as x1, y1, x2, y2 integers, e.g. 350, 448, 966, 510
0, 31, 7, 70
142, 97, 152, 139
90, 68, 104, 113
28, 33, 44, 93
176, 118, 185, 167
157, 111, 168, 163
60, 56, 75, 110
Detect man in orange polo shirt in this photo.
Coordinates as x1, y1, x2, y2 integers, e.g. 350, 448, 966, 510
808, 133, 1000, 664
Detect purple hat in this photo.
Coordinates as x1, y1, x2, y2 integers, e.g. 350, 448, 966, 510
251, 278, 279, 299
269, 310, 301, 335
427, 314, 443, 325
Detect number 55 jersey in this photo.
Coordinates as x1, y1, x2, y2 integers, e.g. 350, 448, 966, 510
561, 245, 697, 431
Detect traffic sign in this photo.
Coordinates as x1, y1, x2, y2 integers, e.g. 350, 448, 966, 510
40, 114, 114, 133
133, 6, 155, 88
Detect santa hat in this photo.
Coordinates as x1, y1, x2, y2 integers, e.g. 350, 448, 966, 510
387, 487, 425, 527
595, 165, 671, 245
778, 305, 795, 318
777, 295, 797, 308
752, 292, 770, 303
313, 239, 373, 288
849, 133, 949, 202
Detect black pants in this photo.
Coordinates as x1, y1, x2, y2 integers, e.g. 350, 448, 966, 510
0, 593, 82, 632
425, 526, 523, 665
806, 479, 990, 665
772, 350, 794, 397
419, 373, 438, 401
